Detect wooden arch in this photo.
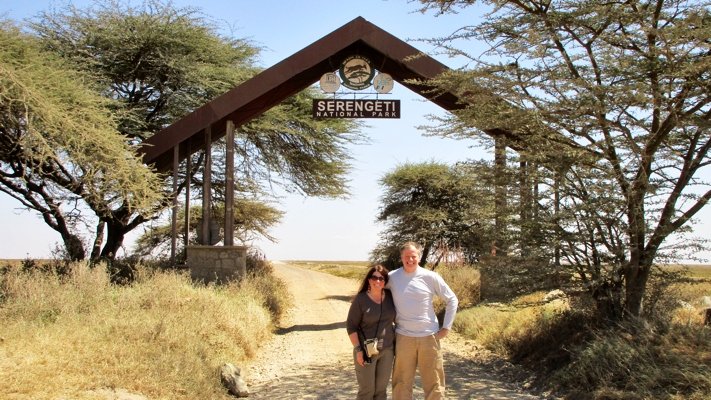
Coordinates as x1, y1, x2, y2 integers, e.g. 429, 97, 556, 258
136, 16, 490, 262
139, 16, 469, 171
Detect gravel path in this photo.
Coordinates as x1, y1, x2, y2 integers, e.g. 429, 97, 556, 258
243, 261, 553, 399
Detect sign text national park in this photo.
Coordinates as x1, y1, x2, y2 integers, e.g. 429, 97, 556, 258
312, 99, 400, 119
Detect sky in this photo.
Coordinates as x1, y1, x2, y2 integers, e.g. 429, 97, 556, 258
1, 0, 709, 262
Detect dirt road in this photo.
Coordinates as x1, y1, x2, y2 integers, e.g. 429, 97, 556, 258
243, 261, 551, 399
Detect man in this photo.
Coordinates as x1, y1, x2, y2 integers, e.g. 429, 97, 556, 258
388, 241, 459, 400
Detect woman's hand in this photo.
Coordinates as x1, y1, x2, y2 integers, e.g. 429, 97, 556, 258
356, 350, 366, 366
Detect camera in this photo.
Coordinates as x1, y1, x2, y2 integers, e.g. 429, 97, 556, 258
363, 338, 379, 357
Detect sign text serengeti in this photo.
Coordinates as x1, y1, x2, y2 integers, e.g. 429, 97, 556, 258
312, 99, 400, 119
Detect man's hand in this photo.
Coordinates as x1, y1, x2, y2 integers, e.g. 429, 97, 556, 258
435, 328, 449, 340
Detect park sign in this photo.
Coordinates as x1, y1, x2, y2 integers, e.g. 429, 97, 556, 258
313, 99, 400, 118
314, 55, 399, 119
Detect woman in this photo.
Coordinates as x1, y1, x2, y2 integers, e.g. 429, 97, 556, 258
346, 264, 396, 400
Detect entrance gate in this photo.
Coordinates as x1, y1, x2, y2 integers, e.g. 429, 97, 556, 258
137, 17, 515, 281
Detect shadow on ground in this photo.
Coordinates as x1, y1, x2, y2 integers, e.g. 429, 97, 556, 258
247, 351, 548, 399
445, 353, 545, 399
247, 359, 357, 399
323, 294, 353, 302
276, 321, 347, 334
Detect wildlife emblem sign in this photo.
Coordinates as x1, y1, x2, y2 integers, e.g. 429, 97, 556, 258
338, 55, 375, 90
314, 55, 399, 119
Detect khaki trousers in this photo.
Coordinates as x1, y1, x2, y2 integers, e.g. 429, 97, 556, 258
392, 333, 445, 400
354, 346, 395, 400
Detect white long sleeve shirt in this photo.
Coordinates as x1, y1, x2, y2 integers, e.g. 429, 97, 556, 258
388, 266, 458, 337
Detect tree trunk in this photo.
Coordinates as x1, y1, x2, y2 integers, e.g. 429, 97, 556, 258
519, 159, 531, 256
624, 182, 650, 318
90, 221, 105, 261
593, 280, 625, 322
421, 241, 432, 268
624, 262, 652, 318
493, 137, 508, 256
62, 232, 86, 261
100, 221, 127, 260
99, 202, 150, 262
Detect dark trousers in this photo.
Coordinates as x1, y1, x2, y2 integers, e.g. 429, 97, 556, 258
354, 346, 394, 400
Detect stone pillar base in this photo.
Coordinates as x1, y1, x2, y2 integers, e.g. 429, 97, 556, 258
186, 245, 247, 284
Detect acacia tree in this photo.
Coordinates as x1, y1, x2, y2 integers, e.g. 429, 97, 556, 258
29, 1, 361, 260
419, 0, 711, 319
372, 161, 496, 269
0, 24, 164, 260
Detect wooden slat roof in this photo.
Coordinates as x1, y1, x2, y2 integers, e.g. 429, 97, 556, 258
138, 16, 466, 172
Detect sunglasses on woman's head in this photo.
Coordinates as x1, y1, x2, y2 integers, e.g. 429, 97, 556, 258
369, 275, 385, 281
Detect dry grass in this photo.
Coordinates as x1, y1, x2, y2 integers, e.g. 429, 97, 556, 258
663, 265, 711, 327
0, 262, 281, 399
556, 324, 711, 400
436, 264, 481, 309
452, 291, 571, 357
665, 264, 711, 278
432, 264, 481, 324
294, 260, 711, 399
286, 260, 370, 280
450, 266, 711, 400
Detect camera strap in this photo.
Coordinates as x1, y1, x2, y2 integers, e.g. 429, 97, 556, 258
360, 292, 383, 340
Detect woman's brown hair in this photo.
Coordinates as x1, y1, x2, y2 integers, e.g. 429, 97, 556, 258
356, 264, 390, 294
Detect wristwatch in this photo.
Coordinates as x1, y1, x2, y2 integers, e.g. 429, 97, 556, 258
354, 345, 362, 352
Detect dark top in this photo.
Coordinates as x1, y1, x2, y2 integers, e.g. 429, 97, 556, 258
346, 289, 396, 349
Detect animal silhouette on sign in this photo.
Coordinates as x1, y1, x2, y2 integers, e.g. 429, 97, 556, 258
344, 62, 370, 83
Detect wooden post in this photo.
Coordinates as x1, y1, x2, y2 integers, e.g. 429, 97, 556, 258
171, 144, 179, 263
184, 141, 191, 252
201, 126, 212, 245
224, 121, 235, 246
